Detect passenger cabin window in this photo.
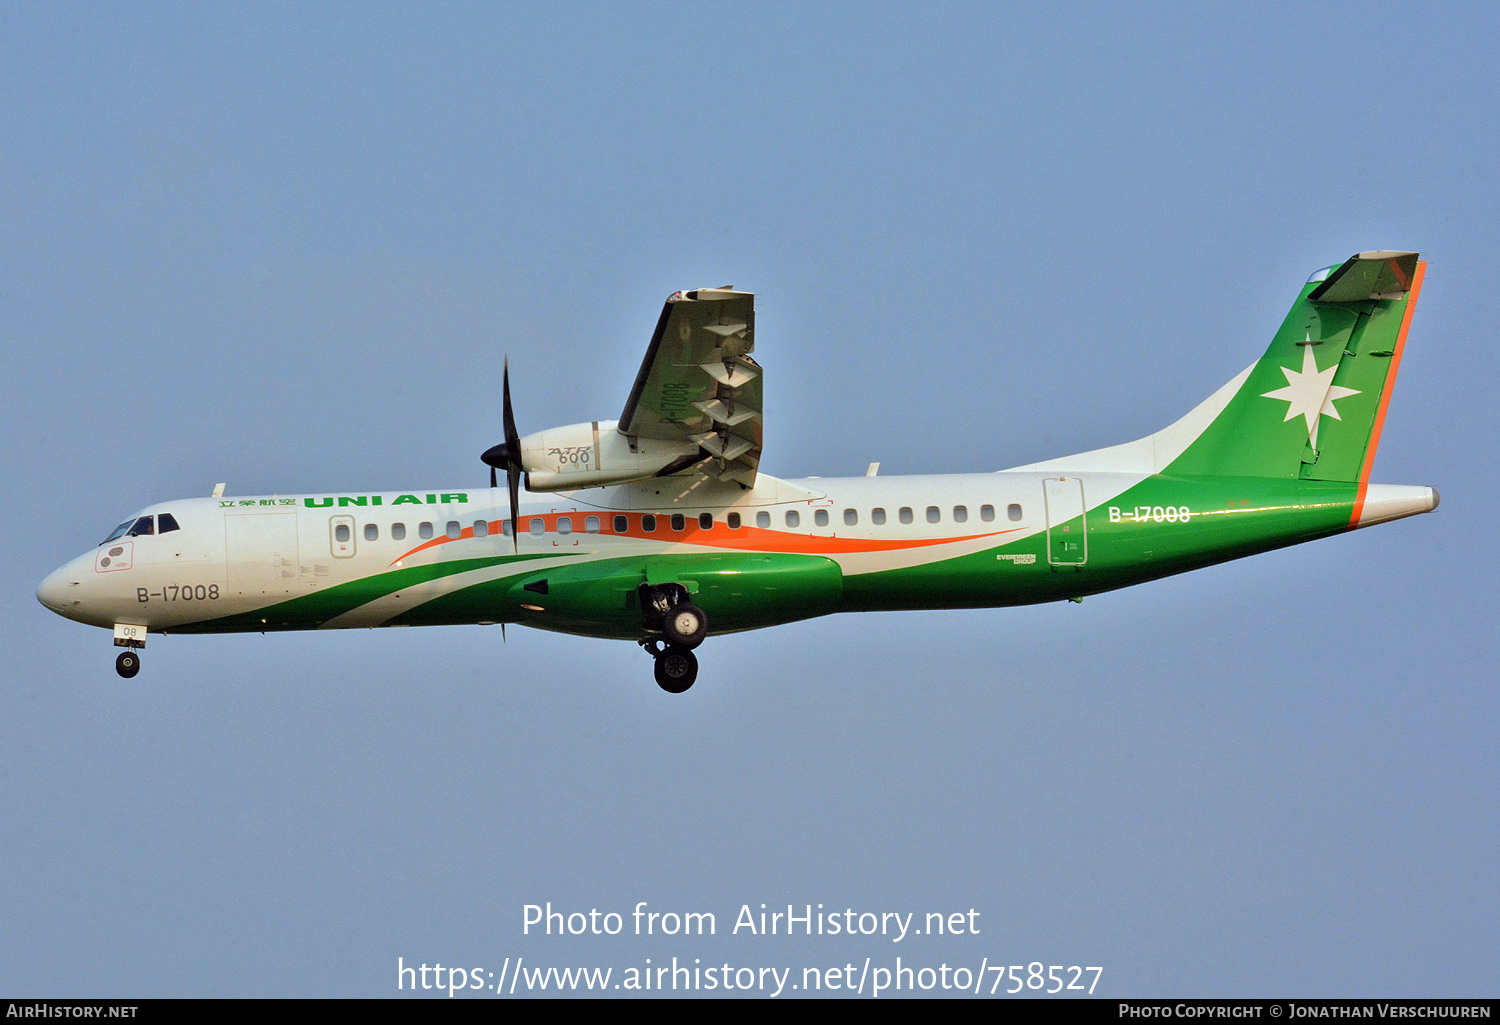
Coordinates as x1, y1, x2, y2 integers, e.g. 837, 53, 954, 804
364, 523, 379, 541
727, 512, 741, 529
926, 506, 940, 524
419, 522, 434, 540
392, 523, 406, 540
447, 521, 462, 539
130, 516, 154, 536
501, 520, 513, 537
614, 515, 628, 532
699, 513, 713, 530
1008, 503, 1023, 522
953, 505, 968, 523
335, 524, 351, 543
556, 517, 571, 535
899, 507, 913, 524
157, 513, 181, 533
756, 511, 770, 528
814, 509, 829, 527
980, 505, 995, 522
585, 515, 601, 533
529, 518, 544, 536
671, 514, 685, 531
844, 508, 857, 526
785, 510, 800, 528
642, 514, 657, 532
872, 508, 886, 525
474, 519, 488, 537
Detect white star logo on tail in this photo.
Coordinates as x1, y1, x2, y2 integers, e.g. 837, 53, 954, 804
1260, 338, 1360, 448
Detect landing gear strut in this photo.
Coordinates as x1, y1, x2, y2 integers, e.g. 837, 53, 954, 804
115, 650, 140, 678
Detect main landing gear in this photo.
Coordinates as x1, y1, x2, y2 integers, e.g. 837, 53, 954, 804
639, 584, 708, 693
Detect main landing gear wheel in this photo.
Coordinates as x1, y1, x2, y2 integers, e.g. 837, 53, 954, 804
662, 602, 708, 649
115, 651, 140, 679
653, 646, 698, 693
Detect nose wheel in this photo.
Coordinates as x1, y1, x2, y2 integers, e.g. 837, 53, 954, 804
115, 651, 140, 679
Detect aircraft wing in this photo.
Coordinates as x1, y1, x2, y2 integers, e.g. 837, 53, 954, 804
618, 288, 763, 488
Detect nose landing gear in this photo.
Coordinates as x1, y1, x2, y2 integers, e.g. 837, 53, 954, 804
113, 623, 147, 679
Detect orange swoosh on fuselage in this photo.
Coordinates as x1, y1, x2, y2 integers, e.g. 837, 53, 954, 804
389, 512, 1021, 566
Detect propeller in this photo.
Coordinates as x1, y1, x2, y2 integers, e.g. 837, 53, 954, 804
480, 359, 524, 552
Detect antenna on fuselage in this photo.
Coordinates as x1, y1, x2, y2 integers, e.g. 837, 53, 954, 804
211, 483, 226, 498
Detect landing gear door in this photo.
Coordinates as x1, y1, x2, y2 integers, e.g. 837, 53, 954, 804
1044, 477, 1088, 566
329, 515, 356, 558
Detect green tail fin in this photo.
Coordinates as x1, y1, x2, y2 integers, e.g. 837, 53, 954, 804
1165, 252, 1424, 481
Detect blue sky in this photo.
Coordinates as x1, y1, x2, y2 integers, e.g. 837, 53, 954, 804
3, 2, 1496, 996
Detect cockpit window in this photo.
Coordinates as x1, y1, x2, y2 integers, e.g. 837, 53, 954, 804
129, 516, 155, 536
102, 520, 134, 544
157, 513, 181, 533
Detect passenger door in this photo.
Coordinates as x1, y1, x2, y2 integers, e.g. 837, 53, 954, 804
329, 515, 356, 558
1044, 477, 1088, 566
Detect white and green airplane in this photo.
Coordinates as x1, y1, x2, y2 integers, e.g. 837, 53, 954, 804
38, 251, 1437, 692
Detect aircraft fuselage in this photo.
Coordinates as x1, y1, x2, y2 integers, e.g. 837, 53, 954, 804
37, 470, 1436, 643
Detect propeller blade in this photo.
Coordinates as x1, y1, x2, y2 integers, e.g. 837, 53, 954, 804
479, 358, 526, 551
507, 462, 521, 553
503, 359, 522, 552
502, 359, 521, 455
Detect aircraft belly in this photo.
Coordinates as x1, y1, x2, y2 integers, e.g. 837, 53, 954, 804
391, 551, 845, 637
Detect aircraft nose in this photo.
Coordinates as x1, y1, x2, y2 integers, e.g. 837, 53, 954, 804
37, 565, 76, 614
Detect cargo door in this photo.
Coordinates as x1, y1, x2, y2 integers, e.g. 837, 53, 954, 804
225, 513, 301, 598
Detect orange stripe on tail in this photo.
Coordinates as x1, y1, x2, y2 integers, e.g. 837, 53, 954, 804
1350, 260, 1425, 528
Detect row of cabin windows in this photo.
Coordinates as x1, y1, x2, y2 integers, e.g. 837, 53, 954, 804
333, 503, 1026, 544
776, 503, 1024, 528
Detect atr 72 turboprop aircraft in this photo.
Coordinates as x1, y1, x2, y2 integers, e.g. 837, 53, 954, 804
38, 251, 1437, 692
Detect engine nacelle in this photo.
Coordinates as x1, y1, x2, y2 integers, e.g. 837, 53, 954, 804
521, 420, 698, 492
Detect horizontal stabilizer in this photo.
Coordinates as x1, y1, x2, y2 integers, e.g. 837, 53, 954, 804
1310, 251, 1419, 302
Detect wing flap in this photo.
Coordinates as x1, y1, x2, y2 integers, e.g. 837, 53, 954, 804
619, 288, 763, 488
